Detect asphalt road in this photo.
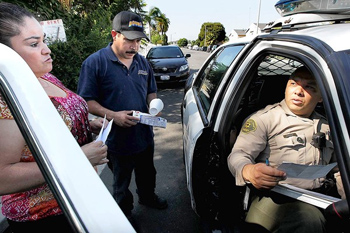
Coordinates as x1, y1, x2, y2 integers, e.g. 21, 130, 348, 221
100, 48, 211, 233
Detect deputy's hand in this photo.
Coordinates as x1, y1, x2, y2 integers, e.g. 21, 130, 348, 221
112, 110, 138, 128
81, 141, 108, 166
242, 163, 286, 190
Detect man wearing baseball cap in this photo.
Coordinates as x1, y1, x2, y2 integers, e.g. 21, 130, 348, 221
78, 11, 167, 223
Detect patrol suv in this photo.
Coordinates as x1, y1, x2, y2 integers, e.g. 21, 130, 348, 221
182, 0, 350, 232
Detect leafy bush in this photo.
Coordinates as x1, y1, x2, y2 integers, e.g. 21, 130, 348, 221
4, 0, 112, 91
49, 9, 112, 91
49, 35, 110, 92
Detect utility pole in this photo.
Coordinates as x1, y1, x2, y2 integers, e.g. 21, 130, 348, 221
204, 25, 207, 46
256, 0, 261, 35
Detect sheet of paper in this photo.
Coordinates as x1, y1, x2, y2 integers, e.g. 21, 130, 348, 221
95, 115, 113, 144
277, 162, 337, 180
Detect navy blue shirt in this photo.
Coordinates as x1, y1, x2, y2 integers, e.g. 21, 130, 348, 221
78, 43, 157, 155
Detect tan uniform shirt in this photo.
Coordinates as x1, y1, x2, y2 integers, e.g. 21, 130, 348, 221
228, 100, 333, 190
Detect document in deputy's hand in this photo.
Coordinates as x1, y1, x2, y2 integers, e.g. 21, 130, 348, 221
277, 162, 337, 180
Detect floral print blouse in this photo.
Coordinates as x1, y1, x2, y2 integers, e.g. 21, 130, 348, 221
0, 73, 92, 222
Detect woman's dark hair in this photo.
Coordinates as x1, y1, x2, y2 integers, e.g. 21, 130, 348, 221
0, 2, 35, 47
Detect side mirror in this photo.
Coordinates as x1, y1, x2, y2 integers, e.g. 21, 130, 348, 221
185, 54, 191, 58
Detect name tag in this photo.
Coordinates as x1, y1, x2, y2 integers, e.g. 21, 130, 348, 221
138, 70, 148, 76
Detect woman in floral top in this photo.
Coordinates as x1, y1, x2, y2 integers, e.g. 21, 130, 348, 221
0, 3, 108, 232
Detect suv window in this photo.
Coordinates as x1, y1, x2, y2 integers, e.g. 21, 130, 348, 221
194, 45, 244, 115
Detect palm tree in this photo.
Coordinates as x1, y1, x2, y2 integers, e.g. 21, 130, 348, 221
129, 0, 147, 15
156, 13, 170, 37
145, 7, 162, 39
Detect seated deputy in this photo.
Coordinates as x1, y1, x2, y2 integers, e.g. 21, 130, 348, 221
228, 66, 339, 233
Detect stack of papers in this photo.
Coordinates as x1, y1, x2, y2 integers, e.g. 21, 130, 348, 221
95, 115, 113, 144
132, 111, 167, 128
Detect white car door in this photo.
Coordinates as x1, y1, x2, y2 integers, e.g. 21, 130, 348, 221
0, 43, 135, 232
182, 43, 248, 210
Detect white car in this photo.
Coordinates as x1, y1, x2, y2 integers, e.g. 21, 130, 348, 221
182, 0, 350, 231
0, 43, 135, 232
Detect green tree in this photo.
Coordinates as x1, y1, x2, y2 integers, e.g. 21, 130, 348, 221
199, 22, 226, 47
177, 38, 188, 47
129, 0, 146, 15
145, 7, 161, 40
145, 7, 170, 45
194, 39, 200, 46
151, 31, 162, 45
4, 0, 66, 19
155, 13, 170, 45
2, 0, 113, 91
2, 0, 149, 90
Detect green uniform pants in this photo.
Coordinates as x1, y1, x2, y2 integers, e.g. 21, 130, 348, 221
245, 195, 326, 233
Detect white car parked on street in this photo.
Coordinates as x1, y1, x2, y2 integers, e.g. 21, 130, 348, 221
182, 0, 350, 232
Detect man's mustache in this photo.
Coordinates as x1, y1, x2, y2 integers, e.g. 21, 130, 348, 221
126, 51, 137, 54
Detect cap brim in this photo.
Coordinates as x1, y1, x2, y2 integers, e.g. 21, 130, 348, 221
121, 31, 150, 42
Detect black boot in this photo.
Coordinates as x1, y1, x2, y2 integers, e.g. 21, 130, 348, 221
138, 194, 168, 209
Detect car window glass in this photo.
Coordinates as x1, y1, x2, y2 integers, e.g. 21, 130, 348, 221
195, 45, 244, 115
258, 55, 302, 76
147, 47, 184, 59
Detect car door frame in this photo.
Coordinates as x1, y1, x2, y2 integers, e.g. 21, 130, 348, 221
182, 40, 253, 213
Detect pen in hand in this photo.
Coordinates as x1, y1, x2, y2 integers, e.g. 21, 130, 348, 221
265, 158, 287, 181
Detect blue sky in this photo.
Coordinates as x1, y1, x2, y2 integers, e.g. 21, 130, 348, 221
145, 0, 281, 41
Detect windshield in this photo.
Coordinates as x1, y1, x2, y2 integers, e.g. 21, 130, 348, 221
147, 47, 184, 59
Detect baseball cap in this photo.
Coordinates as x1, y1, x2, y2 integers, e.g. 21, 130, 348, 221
113, 11, 149, 41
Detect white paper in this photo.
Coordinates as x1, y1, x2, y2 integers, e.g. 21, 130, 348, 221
95, 115, 113, 144
277, 162, 337, 180
132, 111, 167, 128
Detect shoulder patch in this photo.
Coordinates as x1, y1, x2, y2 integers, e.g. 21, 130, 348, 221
241, 119, 257, 133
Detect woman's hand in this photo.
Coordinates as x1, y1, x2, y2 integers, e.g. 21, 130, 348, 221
90, 117, 108, 135
81, 141, 108, 166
